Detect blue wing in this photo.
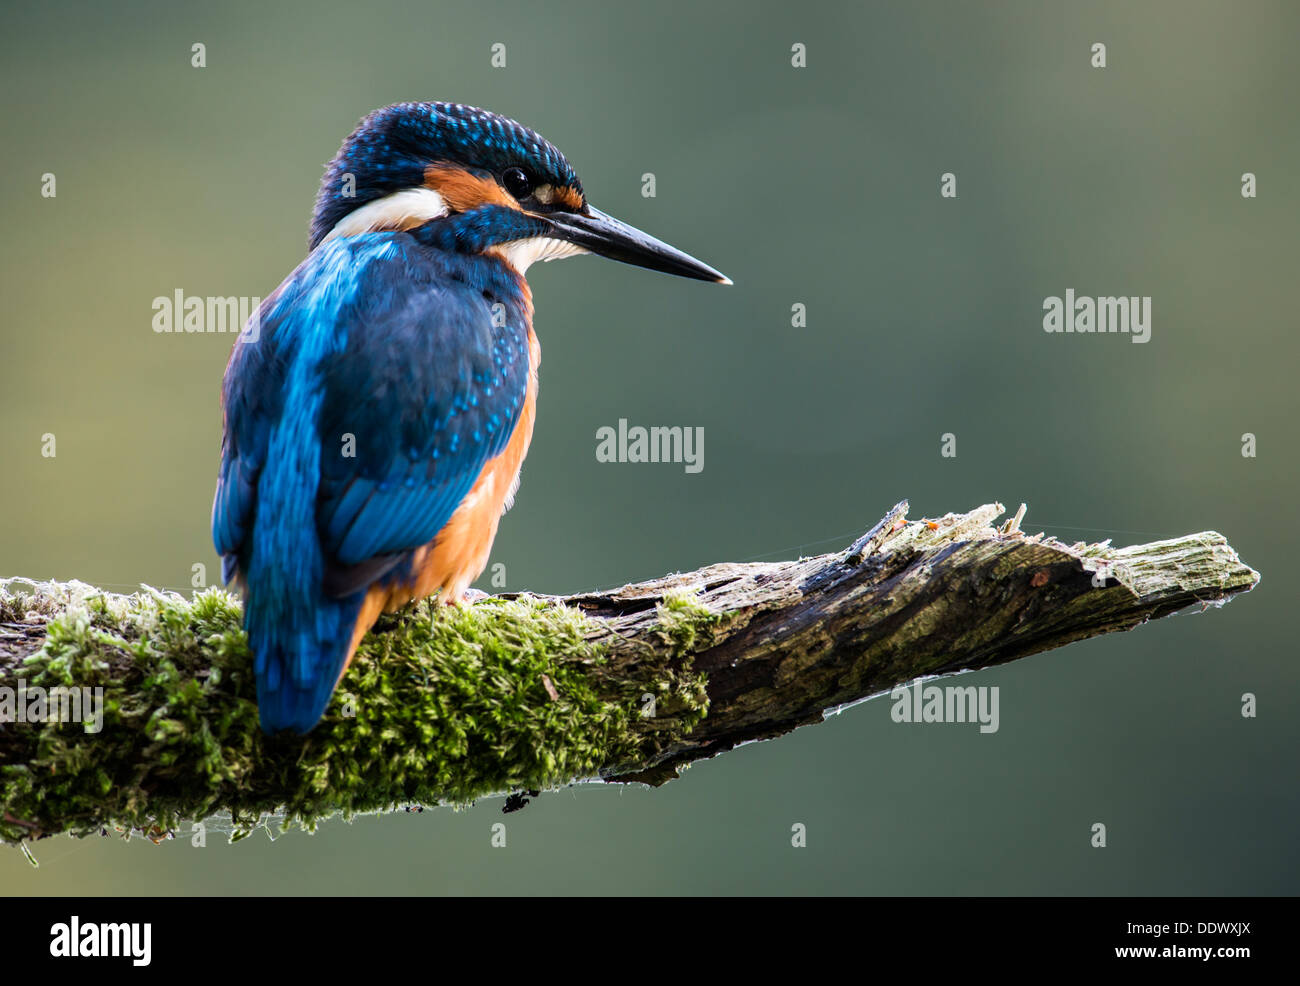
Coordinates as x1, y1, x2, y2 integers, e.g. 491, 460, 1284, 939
211, 231, 532, 731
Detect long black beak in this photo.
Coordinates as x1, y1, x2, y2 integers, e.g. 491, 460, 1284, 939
545, 205, 731, 284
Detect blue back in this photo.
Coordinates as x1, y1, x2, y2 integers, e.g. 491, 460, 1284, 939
213, 230, 533, 732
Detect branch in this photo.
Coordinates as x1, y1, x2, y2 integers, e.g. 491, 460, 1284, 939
0, 501, 1258, 845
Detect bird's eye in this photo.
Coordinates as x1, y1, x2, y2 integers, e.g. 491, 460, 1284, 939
502, 167, 533, 200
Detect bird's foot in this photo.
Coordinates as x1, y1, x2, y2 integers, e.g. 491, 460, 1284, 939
449, 587, 491, 605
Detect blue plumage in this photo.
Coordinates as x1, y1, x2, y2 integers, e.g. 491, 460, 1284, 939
214, 232, 532, 732
215, 100, 726, 734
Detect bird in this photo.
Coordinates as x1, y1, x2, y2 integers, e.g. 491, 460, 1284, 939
211, 101, 728, 734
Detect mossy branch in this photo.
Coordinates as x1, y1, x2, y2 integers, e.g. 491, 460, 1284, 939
0, 501, 1258, 847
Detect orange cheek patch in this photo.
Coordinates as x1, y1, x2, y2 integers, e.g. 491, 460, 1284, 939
554, 185, 584, 210
424, 163, 521, 212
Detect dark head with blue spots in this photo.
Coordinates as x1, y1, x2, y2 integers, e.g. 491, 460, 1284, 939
309, 101, 729, 284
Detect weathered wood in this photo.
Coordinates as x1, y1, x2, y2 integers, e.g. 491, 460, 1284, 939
0, 501, 1259, 843
560, 501, 1259, 782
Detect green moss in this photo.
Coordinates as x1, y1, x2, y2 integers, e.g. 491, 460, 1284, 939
652, 588, 723, 658
570, 587, 716, 776
0, 584, 709, 845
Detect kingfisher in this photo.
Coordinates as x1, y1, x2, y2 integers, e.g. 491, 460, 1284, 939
212, 101, 728, 734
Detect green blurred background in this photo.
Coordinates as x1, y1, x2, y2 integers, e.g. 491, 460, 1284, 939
2, 0, 1295, 894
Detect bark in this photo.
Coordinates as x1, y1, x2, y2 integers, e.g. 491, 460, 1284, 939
559, 501, 1260, 782
0, 501, 1259, 843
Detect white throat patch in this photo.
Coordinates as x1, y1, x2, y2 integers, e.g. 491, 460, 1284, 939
495, 236, 589, 275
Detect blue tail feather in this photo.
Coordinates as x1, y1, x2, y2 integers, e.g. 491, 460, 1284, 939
242, 335, 362, 734
248, 592, 364, 733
